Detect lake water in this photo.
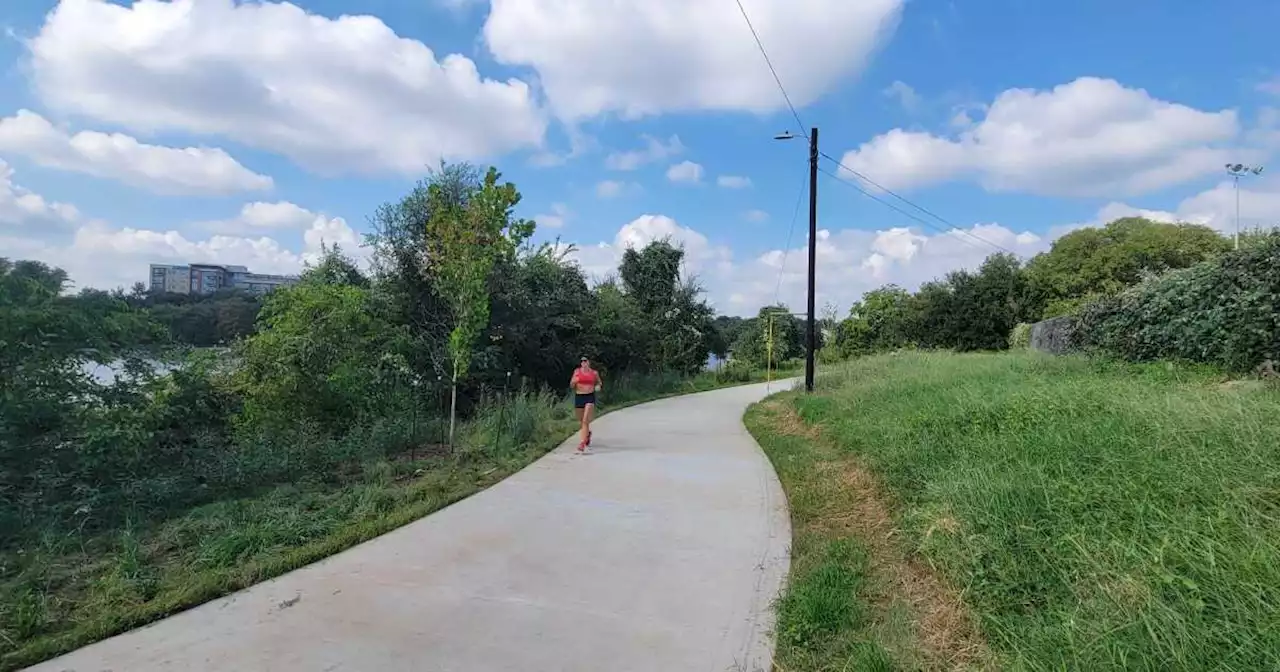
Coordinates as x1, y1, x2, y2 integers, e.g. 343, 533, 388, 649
81, 359, 180, 385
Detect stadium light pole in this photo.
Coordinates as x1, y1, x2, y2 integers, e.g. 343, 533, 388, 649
775, 128, 818, 393
1225, 163, 1265, 250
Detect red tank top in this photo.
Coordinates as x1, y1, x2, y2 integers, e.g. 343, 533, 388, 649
574, 368, 598, 386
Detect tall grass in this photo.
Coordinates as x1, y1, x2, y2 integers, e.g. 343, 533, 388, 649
790, 351, 1280, 670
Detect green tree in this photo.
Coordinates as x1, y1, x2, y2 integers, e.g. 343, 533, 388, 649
423, 165, 534, 444
834, 284, 914, 357
303, 244, 368, 288
235, 282, 408, 432
1025, 216, 1229, 317
731, 305, 802, 368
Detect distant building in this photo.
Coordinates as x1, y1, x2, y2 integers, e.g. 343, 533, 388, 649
148, 263, 299, 296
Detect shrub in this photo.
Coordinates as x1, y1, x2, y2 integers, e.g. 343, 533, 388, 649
1077, 232, 1280, 371
714, 360, 754, 383
1008, 323, 1032, 349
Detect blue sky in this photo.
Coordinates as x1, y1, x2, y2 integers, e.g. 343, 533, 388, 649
1, 0, 1277, 315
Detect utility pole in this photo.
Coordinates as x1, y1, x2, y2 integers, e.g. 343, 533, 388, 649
805, 127, 818, 393
1226, 163, 1265, 250
775, 127, 821, 393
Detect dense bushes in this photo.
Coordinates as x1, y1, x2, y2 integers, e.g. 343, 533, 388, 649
1076, 232, 1280, 370
822, 217, 1248, 363
1007, 322, 1031, 349
830, 253, 1036, 357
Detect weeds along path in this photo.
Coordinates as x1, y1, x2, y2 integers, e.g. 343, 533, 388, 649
26, 381, 795, 672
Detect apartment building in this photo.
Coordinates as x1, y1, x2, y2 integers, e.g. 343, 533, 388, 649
148, 263, 299, 295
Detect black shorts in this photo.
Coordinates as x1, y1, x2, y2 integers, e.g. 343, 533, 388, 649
574, 392, 596, 409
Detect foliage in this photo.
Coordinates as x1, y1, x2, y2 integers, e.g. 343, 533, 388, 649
832, 285, 914, 357
1076, 232, 1280, 370
1007, 322, 1031, 349
729, 305, 805, 369
615, 240, 717, 374
129, 288, 262, 347
1024, 216, 1229, 313
234, 277, 411, 433
829, 253, 1034, 357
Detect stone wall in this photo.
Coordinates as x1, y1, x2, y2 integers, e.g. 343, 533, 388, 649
1030, 316, 1078, 355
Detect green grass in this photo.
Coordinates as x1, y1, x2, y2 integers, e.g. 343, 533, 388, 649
762, 350, 1280, 671
0, 367, 787, 671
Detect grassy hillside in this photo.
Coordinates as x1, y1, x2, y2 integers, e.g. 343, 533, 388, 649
748, 351, 1280, 670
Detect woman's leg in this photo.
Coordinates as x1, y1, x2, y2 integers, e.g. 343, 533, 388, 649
575, 405, 587, 449
581, 403, 595, 446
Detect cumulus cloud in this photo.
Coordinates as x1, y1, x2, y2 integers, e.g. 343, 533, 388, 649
27, 0, 546, 175
561, 210, 1047, 317
535, 202, 570, 229
196, 201, 349, 237
483, 0, 904, 120
666, 160, 704, 184
0, 109, 271, 195
596, 180, 639, 198
567, 213, 733, 282
0, 159, 81, 231
1, 160, 362, 291
882, 80, 921, 114
605, 135, 684, 171
744, 209, 769, 223
48, 214, 362, 291
1152, 174, 1280, 233
839, 77, 1243, 198
717, 175, 752, 189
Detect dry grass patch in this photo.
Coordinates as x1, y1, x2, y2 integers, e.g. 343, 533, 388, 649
748, 399, 991, 671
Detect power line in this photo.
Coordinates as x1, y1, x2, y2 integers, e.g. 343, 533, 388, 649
817, 150, 972, 234
773, 167, 808, 305
732, 0, 805, 134
817, 166, 1023, 258
818, 152, 1022, 257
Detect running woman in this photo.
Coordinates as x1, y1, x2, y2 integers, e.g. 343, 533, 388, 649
570, 357, 602, 453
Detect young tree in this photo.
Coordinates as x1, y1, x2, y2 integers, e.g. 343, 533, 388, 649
424, 166, 534, 444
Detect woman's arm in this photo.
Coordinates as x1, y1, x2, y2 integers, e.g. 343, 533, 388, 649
594, 373, 602, 392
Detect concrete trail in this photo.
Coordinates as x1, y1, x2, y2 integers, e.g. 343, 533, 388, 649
29, 380, 794, 672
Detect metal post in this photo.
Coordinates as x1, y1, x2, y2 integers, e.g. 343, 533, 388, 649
805, 127, 818, 393
1234, 174, 1241, 251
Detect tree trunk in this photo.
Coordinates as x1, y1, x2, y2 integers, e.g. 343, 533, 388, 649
448, 371, 459, 449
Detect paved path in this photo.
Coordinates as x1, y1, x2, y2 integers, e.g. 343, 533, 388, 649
29, 381, 793, 672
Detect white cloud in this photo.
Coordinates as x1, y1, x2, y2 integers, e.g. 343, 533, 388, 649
562, 209, 1047, 317
745, 209, 769, 223
839, 77, 1242, 197
534, 202, 570, 228
483, 0, 905, 120
717, 175, 753, 189
666, 160, 704, 184
605, 135, 684, 171
198, 201, 346, 236
0, 109, 271, 195
1257, 76, 1280, 97
0, 159, 82, 231
11, 212, 365, 292
882, 80, 921, 114
596, 180, 638, 198
566, 213, 732, 282
28, 0, 546, 175
1164, 174, 1280, 233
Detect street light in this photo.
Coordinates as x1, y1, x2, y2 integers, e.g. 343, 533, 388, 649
1226, 163, 1265, 250
775, 127, 818, 393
